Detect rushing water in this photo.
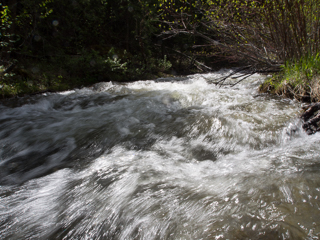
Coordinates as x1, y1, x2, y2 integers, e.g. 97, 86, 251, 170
0, 70, 319, 239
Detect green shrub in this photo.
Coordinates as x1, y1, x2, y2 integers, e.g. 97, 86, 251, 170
260, 54, 320, 102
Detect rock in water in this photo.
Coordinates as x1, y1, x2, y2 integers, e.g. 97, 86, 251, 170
301, 102, 320, 135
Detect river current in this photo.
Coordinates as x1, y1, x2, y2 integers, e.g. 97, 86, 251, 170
0, 70, 319, 239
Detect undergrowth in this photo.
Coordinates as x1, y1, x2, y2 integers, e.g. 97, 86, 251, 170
0, 49, 174, 99
260, 54, 320, 102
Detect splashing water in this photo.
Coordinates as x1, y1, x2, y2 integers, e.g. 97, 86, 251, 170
0, 70, 319, 239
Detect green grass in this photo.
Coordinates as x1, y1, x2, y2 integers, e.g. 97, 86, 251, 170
282, 53, 320, 84
260, 54, 320, 102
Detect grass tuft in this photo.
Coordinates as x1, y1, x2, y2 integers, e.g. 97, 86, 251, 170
260, 54, 320, 102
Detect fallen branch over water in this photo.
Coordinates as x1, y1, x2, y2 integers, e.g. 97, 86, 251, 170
208, 66, 252, 86
208, 65, 279, 87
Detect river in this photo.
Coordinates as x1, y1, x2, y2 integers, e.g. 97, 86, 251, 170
0, 70, 319, 239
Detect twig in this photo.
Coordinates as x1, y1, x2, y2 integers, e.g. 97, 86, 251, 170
209, 65, 251, 85
230, 73, 255, 87
163, 46, 213, 71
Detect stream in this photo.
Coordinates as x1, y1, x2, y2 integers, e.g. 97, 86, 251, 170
0, 70, 319, 239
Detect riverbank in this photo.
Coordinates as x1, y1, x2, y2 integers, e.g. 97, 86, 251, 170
0, 54, 179, 99
0, 53, 239, 99
259, 55, 320, 103
3, 55, 320, 104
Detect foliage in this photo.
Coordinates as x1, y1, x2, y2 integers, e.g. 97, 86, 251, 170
1, 0, 320, 99
157, 55, 172, 72
260, 54, 320, 102
283, 54, 320, 83
261, 0, 320, 62
0, 4, 12, 51
157, 0, 320, 68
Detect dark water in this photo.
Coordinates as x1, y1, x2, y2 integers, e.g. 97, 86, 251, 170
0, 71, 319, 239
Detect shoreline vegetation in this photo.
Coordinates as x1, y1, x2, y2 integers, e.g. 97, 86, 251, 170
259, 54, 320, 103
0, 51, 179, 99
1, 0, 319, 101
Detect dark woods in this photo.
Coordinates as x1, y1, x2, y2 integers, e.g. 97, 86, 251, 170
1, 0, 320, 98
